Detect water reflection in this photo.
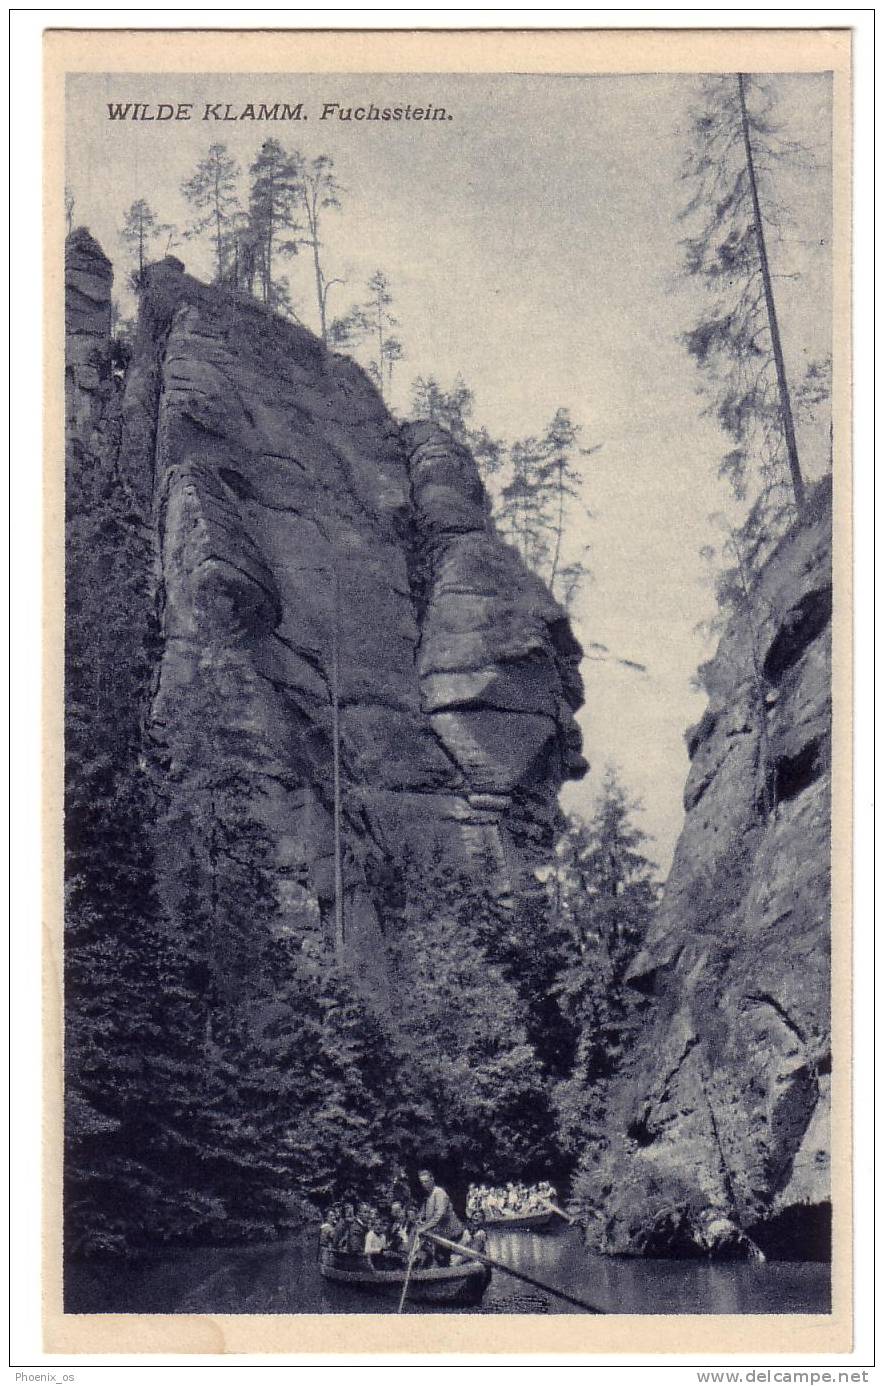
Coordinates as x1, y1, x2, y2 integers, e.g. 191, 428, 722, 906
66, 1227, 831, 1317
484, 1229, 831, 1316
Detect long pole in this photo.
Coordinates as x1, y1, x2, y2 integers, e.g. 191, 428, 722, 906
736, 72, 805, 518
396, 1234, 422, 1314
331, 559, 344, 961
421, 1232, 605, 1315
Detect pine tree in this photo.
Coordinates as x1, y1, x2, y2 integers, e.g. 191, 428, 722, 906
64, 383, 176, 1252
680, 74, 813, 537
498, 408, 596, 609
119, 199, 176, 284
386, 855, 559, 1181
296, 154, 344, 343
247, 139, 303, 307
409, 373, 506, 483
550, 771, 659, 1158
330, 270, 401, 400
181, 144, 242, 283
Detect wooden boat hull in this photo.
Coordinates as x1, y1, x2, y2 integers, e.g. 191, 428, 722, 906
481, 1210, 556, 1232
318, 1250, 492, 1306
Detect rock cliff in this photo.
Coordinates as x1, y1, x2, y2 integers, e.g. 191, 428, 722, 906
65, 228, 114, 448
580, 485, 832, 1260
67, 237, 586, 994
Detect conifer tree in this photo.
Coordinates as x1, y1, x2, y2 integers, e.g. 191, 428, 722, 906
680, 74, 813, 539
550, 771, 659, 1156
499, 407, 596, 609
387, 854, 559, 1180
65, 386, 175, 1251
181, 143, 242, 283
296, 154, 344, 343
330, 270, 401, 400
119, 199, 175, 284
247, 139, 303, 307
409, 373, 506, 482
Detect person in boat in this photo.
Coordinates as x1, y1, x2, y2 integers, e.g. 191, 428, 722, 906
319, 1206, 340, 1252
466, 1211, 488, 1256
334, 1201, 367, 1256
363, 1213, 388, 1262
415, 1168, 464, 1265
451, 1211, 488, 1265
387, 1200, 410, 1258
386, 1165, 411, 1207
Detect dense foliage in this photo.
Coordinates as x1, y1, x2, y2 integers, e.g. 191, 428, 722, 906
548, 771, 660, 1215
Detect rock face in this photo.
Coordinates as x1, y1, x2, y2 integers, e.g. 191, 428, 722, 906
81, 247, 585, 991
65, 229, 114, 446
583, 485, 832, 1260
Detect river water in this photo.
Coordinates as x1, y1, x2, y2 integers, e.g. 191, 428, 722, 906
66, 1226, 830, 1316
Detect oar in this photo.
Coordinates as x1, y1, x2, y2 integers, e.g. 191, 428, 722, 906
422, 1231, 605, 1315
547, 1202, 574, 1225
396, 1233, 423, 1315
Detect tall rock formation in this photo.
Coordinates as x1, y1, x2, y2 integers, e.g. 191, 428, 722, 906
65, 228, 114, 448
72, 242, 586, 994
579, 484, 832, 1259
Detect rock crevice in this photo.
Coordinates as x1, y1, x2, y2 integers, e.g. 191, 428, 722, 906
587, 483, 832, 1261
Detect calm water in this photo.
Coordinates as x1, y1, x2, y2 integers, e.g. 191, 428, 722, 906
65, 1226, 830, 1316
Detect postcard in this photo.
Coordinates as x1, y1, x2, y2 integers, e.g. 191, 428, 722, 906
43, 25, 852, 1356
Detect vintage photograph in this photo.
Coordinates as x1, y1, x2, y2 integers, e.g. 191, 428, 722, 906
56, 39, 843, 1338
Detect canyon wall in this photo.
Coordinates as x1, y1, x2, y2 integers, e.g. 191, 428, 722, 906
580, 484, 833, 1259
67, 232, 586, 995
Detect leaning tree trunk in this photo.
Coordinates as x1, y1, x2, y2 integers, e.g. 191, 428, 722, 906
737, 72, 806, 518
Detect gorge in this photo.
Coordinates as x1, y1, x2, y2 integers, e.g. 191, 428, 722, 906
64, 228, 832, 1264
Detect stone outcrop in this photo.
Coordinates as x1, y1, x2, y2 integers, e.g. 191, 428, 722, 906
71, 243, 585, 992
581, 484, 832, 1260
65, 228, 114, 446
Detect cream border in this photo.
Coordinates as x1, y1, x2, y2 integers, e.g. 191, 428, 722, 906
43, 25, 853, 1357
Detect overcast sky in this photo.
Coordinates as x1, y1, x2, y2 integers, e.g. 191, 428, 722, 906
67, 71, 833, 870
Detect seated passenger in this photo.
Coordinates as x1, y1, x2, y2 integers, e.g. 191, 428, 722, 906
319, 1207, 339, 1251
335, 1202, 366, 1255
467, 1212, 488, 1256
364, 1215, 388, 1260
388, 1201, 410, 1256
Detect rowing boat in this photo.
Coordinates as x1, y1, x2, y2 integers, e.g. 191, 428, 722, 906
318, 1249, 492, 1306
481, 1209, 556, 1232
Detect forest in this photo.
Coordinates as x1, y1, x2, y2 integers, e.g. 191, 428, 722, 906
64, 73, 832, 1260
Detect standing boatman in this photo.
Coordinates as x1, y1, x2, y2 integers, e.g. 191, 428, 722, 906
415, 1167, 464, 1264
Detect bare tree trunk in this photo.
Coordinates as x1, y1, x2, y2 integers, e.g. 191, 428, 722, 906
549, 455, 566, 593
737, 73, 806, 518
331, 560, 344, 961
376, 300, 385, 399
305, 187, 328, 343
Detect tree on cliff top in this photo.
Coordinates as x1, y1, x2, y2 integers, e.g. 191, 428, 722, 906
330, 270, 403, 401
119, 199, 177, 284
498, 406, 597, 611
247, 139, 303, 309
409, 374, 506, 483
295, 154, 345, 344
181, 144, 243, 284
680, 73, 815, 538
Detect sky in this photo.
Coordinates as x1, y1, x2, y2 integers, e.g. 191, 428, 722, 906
66, 71, 833, 871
